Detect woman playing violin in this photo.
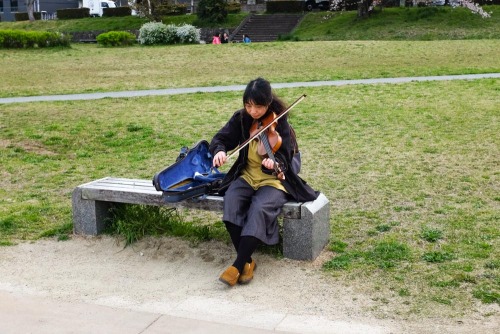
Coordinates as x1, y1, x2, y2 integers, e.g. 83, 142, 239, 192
210, 77, 319, 287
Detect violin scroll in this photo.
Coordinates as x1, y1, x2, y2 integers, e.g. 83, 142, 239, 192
250, 112, 282, 156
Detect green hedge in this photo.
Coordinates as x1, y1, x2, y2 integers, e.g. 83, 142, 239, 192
57, 8, 90, 19
96, 31, 136, 46
103, 6, 132, 17
227, 2, 241, 14
14, 12, 43, 21
0, 30, 70, 48
155, 4, 189, 16
267, 1, 305, 13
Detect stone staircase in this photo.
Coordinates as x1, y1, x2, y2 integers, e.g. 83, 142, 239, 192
230, 13, 304, 43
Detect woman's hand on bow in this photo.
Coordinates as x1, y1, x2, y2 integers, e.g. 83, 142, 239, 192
262, 158, 286, 180
213, 151, 227, 167
261, 158, 275, 170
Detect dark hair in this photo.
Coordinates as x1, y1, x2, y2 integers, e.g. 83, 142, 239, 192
243, 77, 286, 114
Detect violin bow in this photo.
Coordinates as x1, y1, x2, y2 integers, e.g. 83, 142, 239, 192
226, 94, 307, 160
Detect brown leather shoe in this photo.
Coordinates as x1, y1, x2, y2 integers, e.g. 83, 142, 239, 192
238, 260, 256, 284
219, 266, 240, 286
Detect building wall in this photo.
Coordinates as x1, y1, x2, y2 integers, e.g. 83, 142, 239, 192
40, 0, 79, 13
1, 0, 83, 21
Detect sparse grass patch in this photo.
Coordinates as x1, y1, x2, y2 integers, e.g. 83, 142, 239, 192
422, 251, 454, 263
375, 224, 392, 233
431, 296, 453, 305
38, 222, 73, 241
398, 288, 411, 297
420, 226, 444, 242
323, 239, 412, 270
323, 253, 357, 270
329, 239, 348, 253
473, 285, 500, 305
106, 204, 227, 246
367, 240, 412, 269
485, 260, 500, 270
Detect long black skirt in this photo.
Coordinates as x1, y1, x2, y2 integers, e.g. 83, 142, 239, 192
222, 177, 289, 245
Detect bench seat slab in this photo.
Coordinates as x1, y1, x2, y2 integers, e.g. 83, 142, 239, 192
72, 177, 329, 261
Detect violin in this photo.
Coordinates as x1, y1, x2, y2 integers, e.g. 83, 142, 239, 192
225, 94, 306, 176
250, 112, 285, 180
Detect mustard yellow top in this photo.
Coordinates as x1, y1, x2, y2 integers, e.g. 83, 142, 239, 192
240, 140, 287, 193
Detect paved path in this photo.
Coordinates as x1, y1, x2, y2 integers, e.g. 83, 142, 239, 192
1, 73, 499, 104
1, 281, 495, 334
0, 290, 296, 334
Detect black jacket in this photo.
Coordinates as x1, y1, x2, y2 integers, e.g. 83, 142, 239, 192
210, 109, 319, 202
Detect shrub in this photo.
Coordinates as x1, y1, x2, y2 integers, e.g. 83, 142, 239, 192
0, 30, 70, 48
57, 8, 90, 19
131, 0, 181, 21
197, 0, 228, 24
156, 4, 189, 16
14, 12, 42, 21
176, 24, 201, 44
267, 1, 305, 13
103, 6, 132, 17
227, 2, 241, 13
139, 22, 170, 45
164, 24, 180, 44
139, 22, 198, 45
96, 31, 136, 47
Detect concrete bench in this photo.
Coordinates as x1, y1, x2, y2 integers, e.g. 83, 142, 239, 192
72, 177, 330, 261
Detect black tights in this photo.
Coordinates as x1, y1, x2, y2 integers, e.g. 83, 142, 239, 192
224, 221, 260, 274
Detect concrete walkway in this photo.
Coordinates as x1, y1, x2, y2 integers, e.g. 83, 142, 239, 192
1, 73, 499, 104
0, 289, 395, 334
0, 290, 294, 334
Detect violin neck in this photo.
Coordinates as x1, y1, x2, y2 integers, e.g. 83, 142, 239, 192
258, 133, 282, 177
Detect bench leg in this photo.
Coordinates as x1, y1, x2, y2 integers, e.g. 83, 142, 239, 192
72, 187, 112, 235
283, 193, 330, 261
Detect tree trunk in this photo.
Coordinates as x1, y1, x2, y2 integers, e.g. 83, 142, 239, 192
27, 0, 35, 22
357, 0, 372, 18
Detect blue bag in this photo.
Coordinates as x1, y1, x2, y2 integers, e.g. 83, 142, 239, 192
152, 140, 226, 202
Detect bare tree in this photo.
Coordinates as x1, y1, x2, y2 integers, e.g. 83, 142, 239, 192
27, 0, 36, 21
357, 0, 373, 18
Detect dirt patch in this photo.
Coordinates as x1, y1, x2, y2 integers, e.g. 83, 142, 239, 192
0, 236, 498, 333
0, 139, 56, 156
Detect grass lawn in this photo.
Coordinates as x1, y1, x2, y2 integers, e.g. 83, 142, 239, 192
0, 40, 499, 98
1, 75, 499, 317
293, 6, 500, 40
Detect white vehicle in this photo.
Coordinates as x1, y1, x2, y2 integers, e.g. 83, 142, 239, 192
80, 0, 117, 17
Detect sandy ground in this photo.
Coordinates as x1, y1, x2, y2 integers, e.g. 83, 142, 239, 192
0, 235, 498, 333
